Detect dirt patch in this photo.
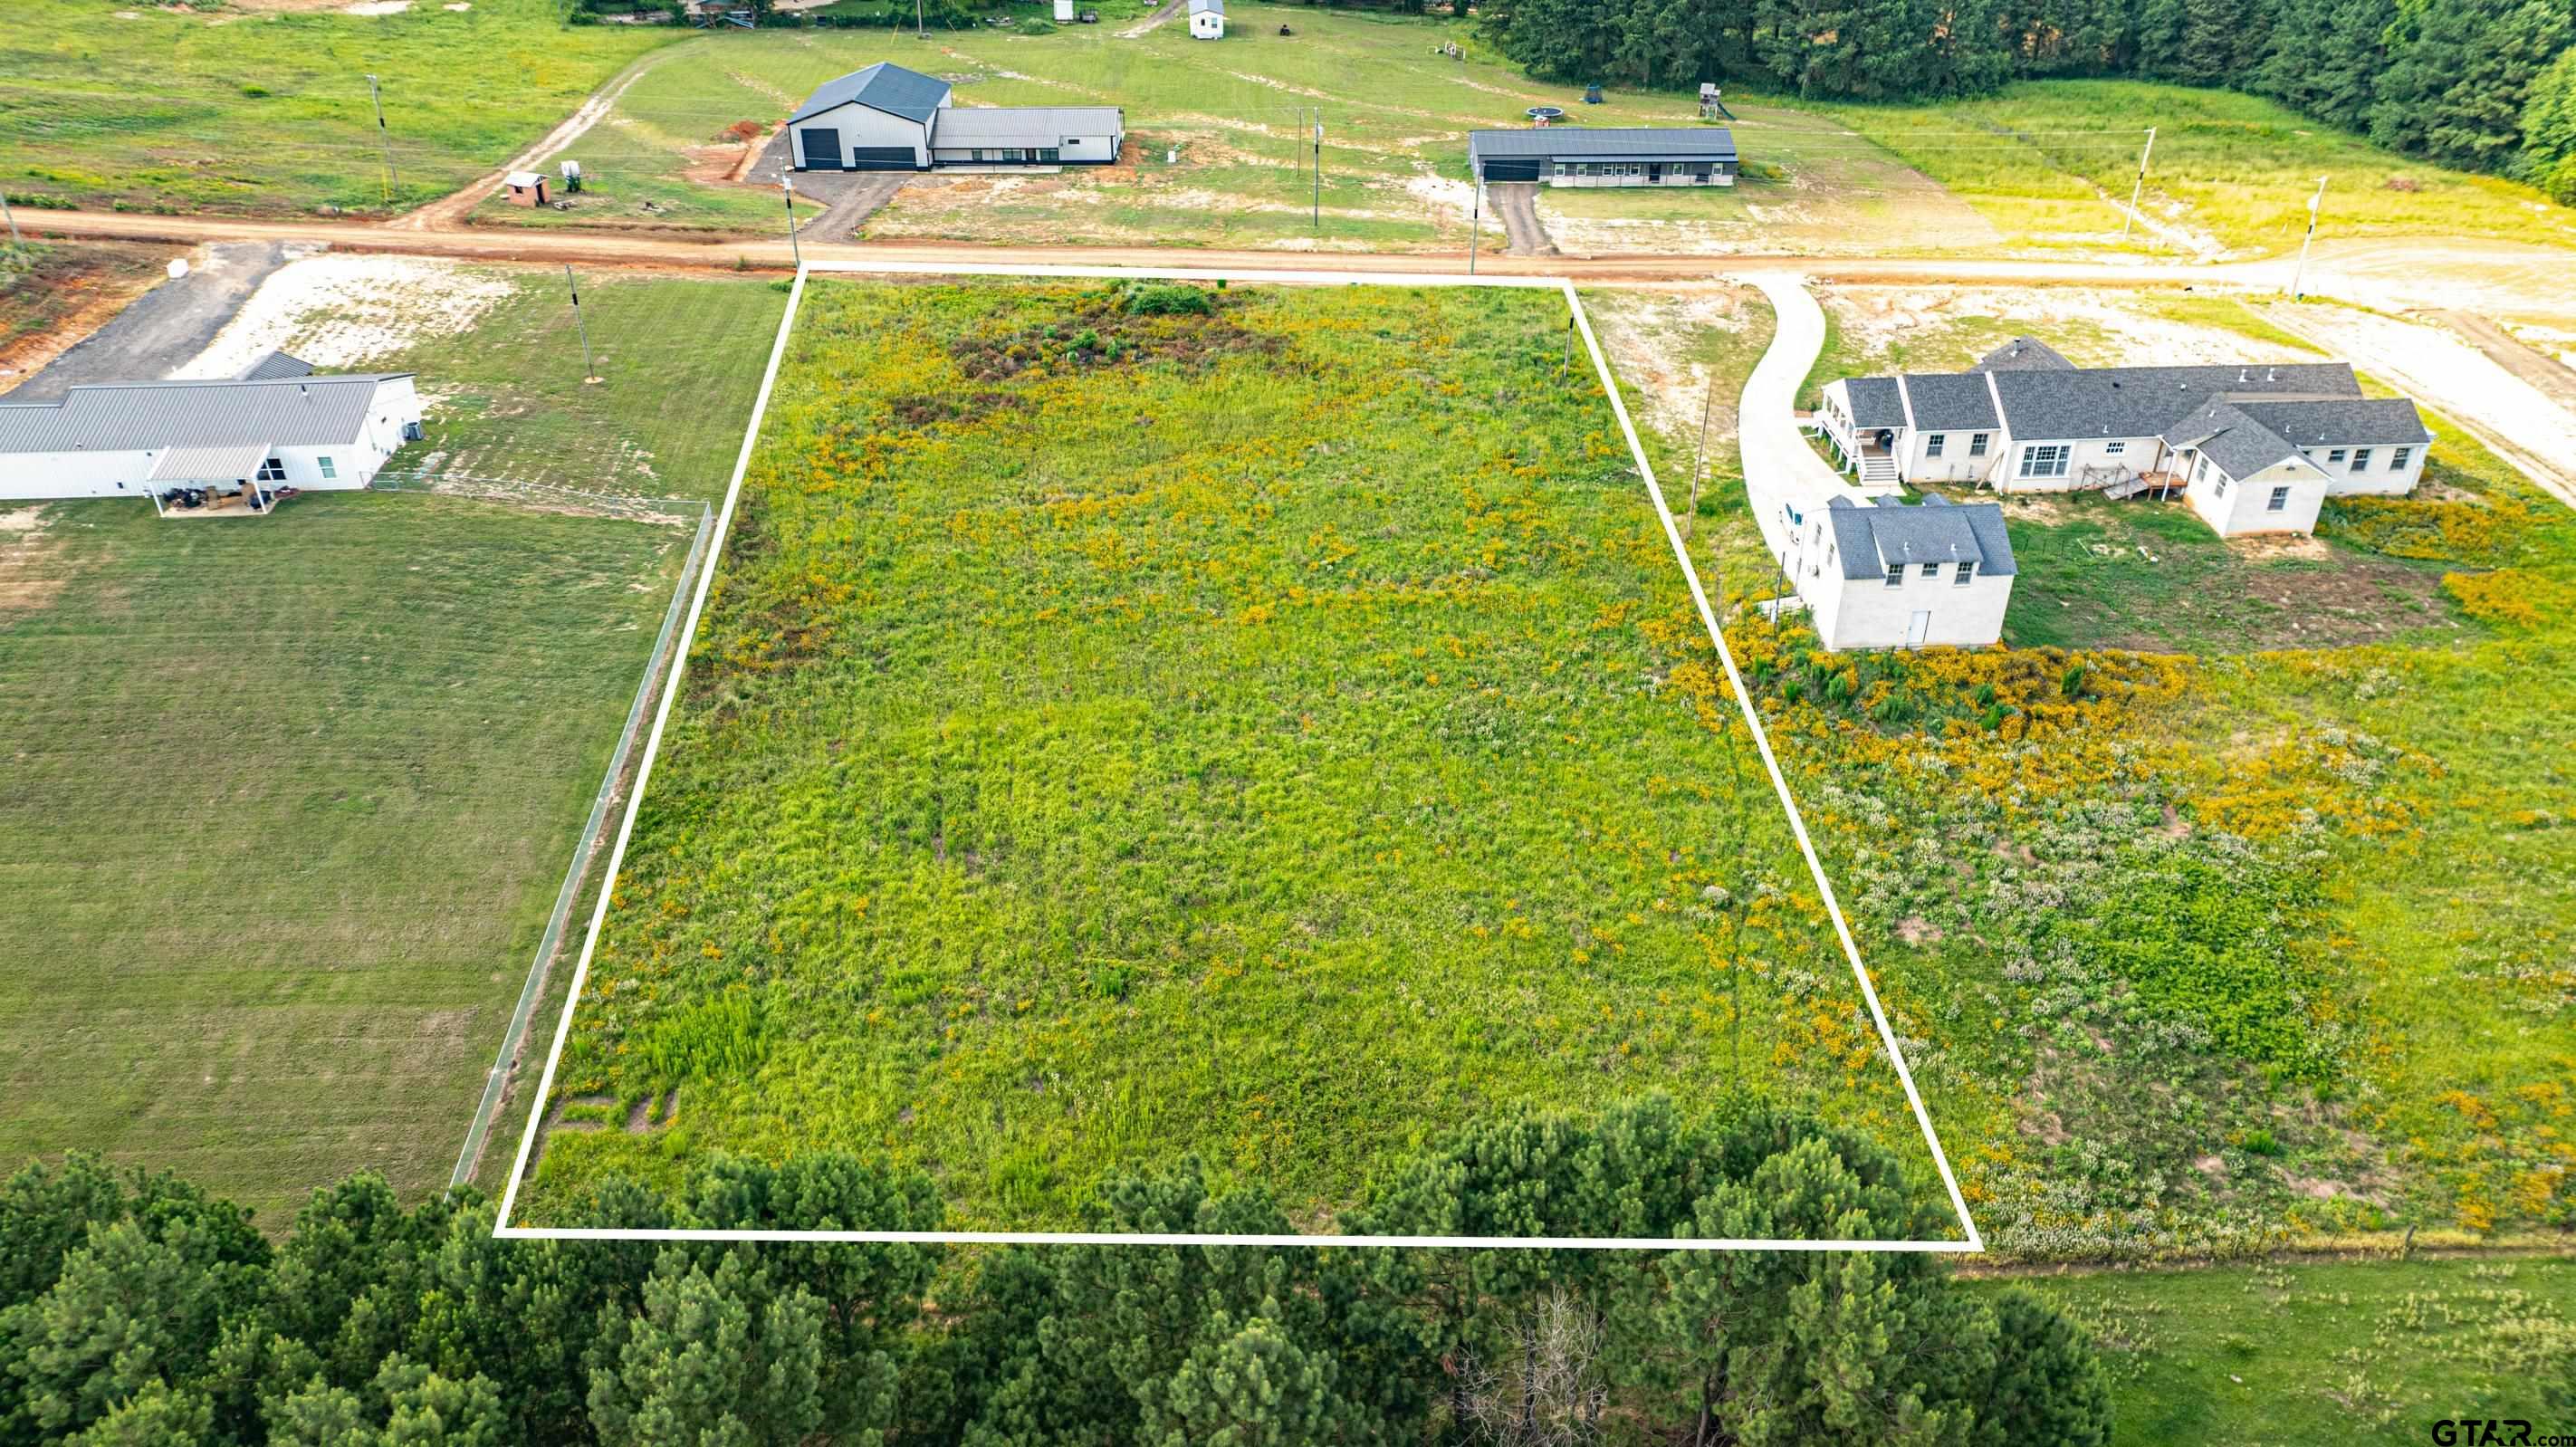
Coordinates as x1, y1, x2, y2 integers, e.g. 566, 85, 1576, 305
0, 508, 70, 618
1585, 289, 1749, 445
886, 389, 1029, 429
172, 254, 513, 375
1825, 285, 2318, 369
949, 292, 1283, 380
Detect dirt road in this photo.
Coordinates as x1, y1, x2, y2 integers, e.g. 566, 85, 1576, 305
1486, 183, 1557, 257
393, 45, 692, 232
2437, 310, 2576, 414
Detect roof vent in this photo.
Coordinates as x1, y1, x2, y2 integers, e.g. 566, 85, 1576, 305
2265, 367, 2276, 381
299, 384, 311, 398
2237, 369, 2248, 382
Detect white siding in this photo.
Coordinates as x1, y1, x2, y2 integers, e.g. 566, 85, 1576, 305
2183, 451, 2327, 536
1190, 8, 1223, 35
1814, 561, 2013, 651
793, 101, 933, 169
0, 378, 419, 501
1900, 426, 2006, 485
2303, 442, 2426, 497
1992, 436, 2163, 494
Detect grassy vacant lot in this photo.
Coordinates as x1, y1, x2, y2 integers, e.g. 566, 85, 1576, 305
0, 495, 684, 1226
2005, 1255, 2576, 1442
0, 242, 171, 377
1652, 283, 2576, 1258
1816, 81, 2576, 258
517, 278, 1954, 1230
0, 0, 672, 216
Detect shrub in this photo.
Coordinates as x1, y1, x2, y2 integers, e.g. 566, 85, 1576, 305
1126, 283, 1216, 316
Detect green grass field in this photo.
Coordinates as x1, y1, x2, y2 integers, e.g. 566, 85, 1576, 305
513, 276, 1958, 1231
2002, 1255, 2576, 1443
1815, 81, 2576, 258
0, 0, 674, 216
0, 494, 685, 1225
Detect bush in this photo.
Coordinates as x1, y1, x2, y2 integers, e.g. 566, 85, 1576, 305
1126, 283, 1216, 316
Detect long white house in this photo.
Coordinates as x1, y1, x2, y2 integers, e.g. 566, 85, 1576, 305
1777, 494, 2018, 651
0, 359, 421, 503
788, 62, 1124, 172
1815, 337, 2431, 538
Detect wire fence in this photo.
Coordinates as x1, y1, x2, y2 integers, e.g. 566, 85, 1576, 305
437, 484, 719, 1191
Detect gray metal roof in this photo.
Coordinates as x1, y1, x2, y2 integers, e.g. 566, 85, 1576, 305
0, 373, 412, 455
150, 443, 272, 483
1469, 127, 1737, 163
1845, 376, 1905, 430
1970, 337, 2074, 373
2230, 398, 2430, 447
932, 106, 1123, 146
1824, 494, 2015, 580
1189, 0, 1221, 13
235, 350, 315, 381
1989, 361, 2361, 442
1899, 372, 1997, 431
790, 62, 951, 127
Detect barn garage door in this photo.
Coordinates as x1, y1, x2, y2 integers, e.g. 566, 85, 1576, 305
847, 147, 917, 171
797, 127, 842, 169
1480, 156, 1543, 183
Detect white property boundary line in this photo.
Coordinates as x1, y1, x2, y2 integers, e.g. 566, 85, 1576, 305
493, 262, 1984, 1253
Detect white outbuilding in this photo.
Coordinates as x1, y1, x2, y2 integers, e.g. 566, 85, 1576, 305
1776, 494, 2018, 652
1189, 0, 1224, 38
0, 363, 422, 512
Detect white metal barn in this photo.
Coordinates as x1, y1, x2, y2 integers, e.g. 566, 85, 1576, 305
1189, 0, 1224, 38
0, 361, 422, 511
788, 62, 1124, 172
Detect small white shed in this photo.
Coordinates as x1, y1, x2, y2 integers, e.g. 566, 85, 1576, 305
1189, 0, 1223, 38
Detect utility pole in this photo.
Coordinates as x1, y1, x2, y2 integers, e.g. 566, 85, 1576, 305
1467, 174, 1481, 275
1311, 115, 1322, 231
0, 190, 17, 248
2121, 125, 2155, 241
915, 0, 924, 38
564, 264, 599, 384
780, 174, 803, 270
2290, 175, 2325, 301
365, 73, 397, 201
1686, 367, 1717, 535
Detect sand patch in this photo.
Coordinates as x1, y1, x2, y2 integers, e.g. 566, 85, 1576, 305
175, 254, 515, 376
1586, 290, 1749, 444
342, 0, 411, 13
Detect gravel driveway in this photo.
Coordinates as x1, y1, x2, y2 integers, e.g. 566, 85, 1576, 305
3, 241, 300, 398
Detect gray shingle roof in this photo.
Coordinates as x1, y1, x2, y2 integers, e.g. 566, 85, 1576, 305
791, 62, 951, 127
1899, 372, 1997, 431
2230, 398, 2431, 447
2164, 400, 2311, 480
932, 106, 1124, 146
1971, 337, 2074, 372
1844, 376, 1905, 430
1990, 362, 2361, 442
1824, 494, 2016, 580
0, 374, 412, 455
1468, 127, 1738, 163
235, 350, 315, 381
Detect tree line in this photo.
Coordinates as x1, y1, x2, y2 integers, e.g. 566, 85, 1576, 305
1475, 0, 2576, 192
0, 1096, 2114, 1446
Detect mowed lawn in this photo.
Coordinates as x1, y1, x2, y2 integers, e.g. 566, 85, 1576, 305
0, 0, 675, 217
0, 495, 686, 1224
517, 279, 1956, 1231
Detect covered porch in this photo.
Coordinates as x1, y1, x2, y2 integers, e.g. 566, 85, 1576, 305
148, 443, 294, 521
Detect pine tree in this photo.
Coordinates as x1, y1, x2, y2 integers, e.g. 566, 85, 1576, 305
1971, 1289, 2114, 1447
2370, 0, 2574, 168
584, 1251, 828, 1447
2521, 44, 2576, 198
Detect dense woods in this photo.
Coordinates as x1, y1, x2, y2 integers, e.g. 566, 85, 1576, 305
1477, 0, 2576, 189
0, 1098, 2114, 1446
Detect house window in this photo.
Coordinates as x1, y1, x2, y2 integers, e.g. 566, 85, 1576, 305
317, 455, 336, 480
2327, 448, 2346, 464
2350, 447, 2371, 471
1039, 148, 1061, 163
1884, 563, 1904, 589
1003, 149, 1028, 163
1926, 434, 1946, 457
1921, 561, 1940, 579
2103, 440, 2126, 455
1953, 560, 1976, 587
2193, 454, 2209, 483
2215, 475, 2229, 498
2267, 484, 2291, 512
2018, 444, 2069, 478
1968, 433, 1989, 457
256, 456, 286, 482
2391, 446, 2412, 469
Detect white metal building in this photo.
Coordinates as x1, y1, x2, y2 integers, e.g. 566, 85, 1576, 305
0, 365, 422, 504
1189, 0, 1224, 38
789, 62, 1124, 172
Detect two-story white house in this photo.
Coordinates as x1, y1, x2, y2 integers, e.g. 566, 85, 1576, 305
1776, 494, 2018, 651
1815, 338, 2431, 538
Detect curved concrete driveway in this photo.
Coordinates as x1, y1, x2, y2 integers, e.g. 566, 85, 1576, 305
1729, 271, 1891, 566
